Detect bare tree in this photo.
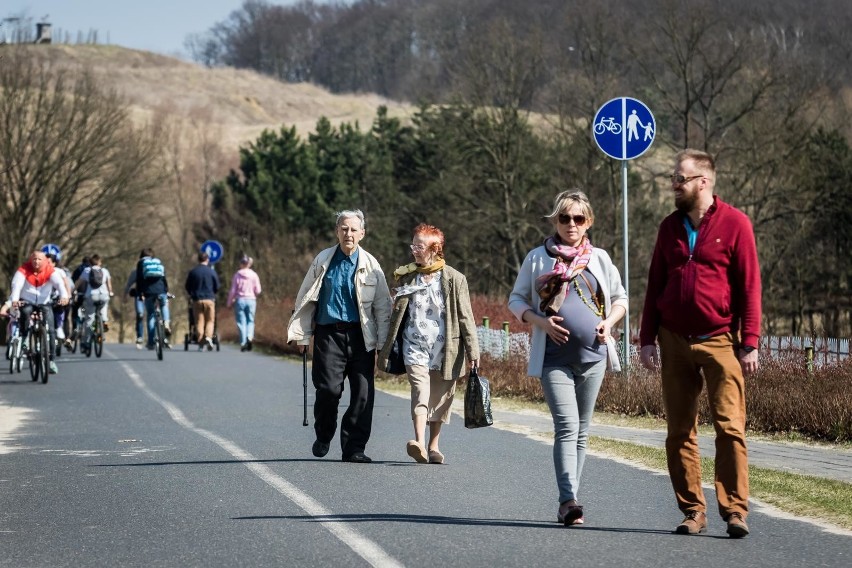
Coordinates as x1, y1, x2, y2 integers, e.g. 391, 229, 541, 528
0, 46, 162, 295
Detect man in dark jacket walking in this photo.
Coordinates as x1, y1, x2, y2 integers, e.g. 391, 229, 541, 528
185, 251, 220, 351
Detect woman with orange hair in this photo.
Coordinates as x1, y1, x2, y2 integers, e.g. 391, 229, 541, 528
378, 224, 480, 464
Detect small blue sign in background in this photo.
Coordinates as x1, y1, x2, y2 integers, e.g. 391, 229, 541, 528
592, 97, 655, 160
200, 240, 224, 264
41, 243, 61, 258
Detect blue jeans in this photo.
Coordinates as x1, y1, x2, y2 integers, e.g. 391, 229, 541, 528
540, 359, 607, 504
134, 297, 145, 340
234, 298, 256, 345
144, 294, 170, 347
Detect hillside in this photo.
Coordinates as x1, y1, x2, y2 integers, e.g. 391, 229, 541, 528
23, 44, 413, 149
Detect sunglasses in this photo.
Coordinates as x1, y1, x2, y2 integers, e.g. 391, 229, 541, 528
670, 174, 703, 185
557, 214, 587, 226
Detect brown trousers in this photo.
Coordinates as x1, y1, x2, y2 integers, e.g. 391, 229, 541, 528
658, 327, 749, 520
193, 299, 216, 342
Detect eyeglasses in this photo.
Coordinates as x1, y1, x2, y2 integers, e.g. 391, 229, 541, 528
557, 214, 587, 226
409, 244, 427, 252
670, 174, 703, 185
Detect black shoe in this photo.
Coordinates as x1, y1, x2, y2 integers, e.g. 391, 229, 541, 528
312, 440, 330, 458
342, 452, 372, 463
247, 339, 253, 351
240, 344, 248, 352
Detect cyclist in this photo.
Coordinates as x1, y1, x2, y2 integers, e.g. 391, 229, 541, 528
69, 256, 90, 342
75, 254, 114, 353
184, 251, 220, 351
46, 253, 74, 349
124, 267, 145, 349
135, 248, 171, 350
1, 298, 20, 359
10, 251, 69, 374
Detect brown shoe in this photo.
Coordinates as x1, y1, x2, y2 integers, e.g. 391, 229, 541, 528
726, 512, 749, 538
675, 511, 707, 535
428, 449, 445, 464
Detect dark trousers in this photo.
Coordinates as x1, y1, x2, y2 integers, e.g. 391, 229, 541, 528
19, 304, 56, 361
312, 325, 376, 457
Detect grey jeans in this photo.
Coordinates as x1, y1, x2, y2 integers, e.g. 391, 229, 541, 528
540, 359, 607, 504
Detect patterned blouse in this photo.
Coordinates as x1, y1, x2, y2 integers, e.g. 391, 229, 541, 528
402, 272, 446, 370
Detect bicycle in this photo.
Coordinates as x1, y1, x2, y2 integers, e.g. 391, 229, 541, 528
19, 302, 50, 384
594, 116, 622, 135
81, 300, 106, 358
144, 293, 174, 361
68, 292, 84, 354
4, 314, 24, 374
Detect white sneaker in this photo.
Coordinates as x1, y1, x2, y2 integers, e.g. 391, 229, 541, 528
136, 338, 143, 350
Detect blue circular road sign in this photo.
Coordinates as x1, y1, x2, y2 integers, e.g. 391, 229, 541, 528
592, 97, 655, 160
41, 243, 61, 258
200, 240, 224, 264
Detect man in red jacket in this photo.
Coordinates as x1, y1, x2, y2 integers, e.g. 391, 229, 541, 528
640, 149, 761, 539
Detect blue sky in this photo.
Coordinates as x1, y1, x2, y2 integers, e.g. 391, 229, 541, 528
3, 1, 303, 58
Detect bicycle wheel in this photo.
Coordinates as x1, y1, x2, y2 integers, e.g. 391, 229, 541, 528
156, 318, 165, 361
94, 317, 104, 358
8, 338, 16, 374
39, 326, 50, 384
28, 332, 39, 382
15, 344, 23, 373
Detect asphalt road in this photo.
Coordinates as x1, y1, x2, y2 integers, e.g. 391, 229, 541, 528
1, 343, 849, 567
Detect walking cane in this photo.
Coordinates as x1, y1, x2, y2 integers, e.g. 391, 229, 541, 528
302, 348, 309, 427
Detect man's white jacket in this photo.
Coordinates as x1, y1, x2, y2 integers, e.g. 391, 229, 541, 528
287, 245, 392, 351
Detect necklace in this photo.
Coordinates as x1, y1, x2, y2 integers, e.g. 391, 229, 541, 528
573, 277, 602, 316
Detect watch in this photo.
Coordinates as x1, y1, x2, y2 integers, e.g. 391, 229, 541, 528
742, 346, 756, 353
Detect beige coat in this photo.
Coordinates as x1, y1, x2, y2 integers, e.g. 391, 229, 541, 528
377, 264, 480, 381
286, 245, 392, 351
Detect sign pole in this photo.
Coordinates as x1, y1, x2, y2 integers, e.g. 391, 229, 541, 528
621, 160, 630, 380
592, 96, 655, 378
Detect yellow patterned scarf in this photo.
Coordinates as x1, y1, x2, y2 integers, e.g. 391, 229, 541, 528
393, 258, 445, 281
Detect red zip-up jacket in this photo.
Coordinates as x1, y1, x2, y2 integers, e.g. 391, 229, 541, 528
639, 196, 761, 350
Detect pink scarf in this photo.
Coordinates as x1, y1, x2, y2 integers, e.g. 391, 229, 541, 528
534, 235, 593, 315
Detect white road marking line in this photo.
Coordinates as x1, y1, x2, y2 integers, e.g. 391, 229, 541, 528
117, 360, 404, 568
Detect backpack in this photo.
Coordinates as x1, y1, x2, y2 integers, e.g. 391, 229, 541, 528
141, 257, 165, 279
88, 266, 104, 288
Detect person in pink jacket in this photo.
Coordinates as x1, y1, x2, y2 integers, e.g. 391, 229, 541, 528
227, 256, 262, 351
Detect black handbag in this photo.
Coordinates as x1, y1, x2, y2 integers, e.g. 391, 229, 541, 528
464, 365, 493, 428
384, 313, 407, 375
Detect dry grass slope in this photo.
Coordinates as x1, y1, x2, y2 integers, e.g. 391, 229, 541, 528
18, 44, 413, 147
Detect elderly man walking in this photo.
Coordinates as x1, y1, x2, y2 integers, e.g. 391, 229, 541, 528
287, 209, 392, 463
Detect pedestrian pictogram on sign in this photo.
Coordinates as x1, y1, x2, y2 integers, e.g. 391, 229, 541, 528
201, 240, 223, 264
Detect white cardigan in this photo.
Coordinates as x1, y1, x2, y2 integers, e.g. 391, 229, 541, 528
508, 246, 628, 378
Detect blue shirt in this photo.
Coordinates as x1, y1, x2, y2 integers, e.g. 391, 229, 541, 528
316, 247, 360, 325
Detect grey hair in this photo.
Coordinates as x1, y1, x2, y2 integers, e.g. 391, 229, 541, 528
336, 209, 366, 230
544, 190, 595, 226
